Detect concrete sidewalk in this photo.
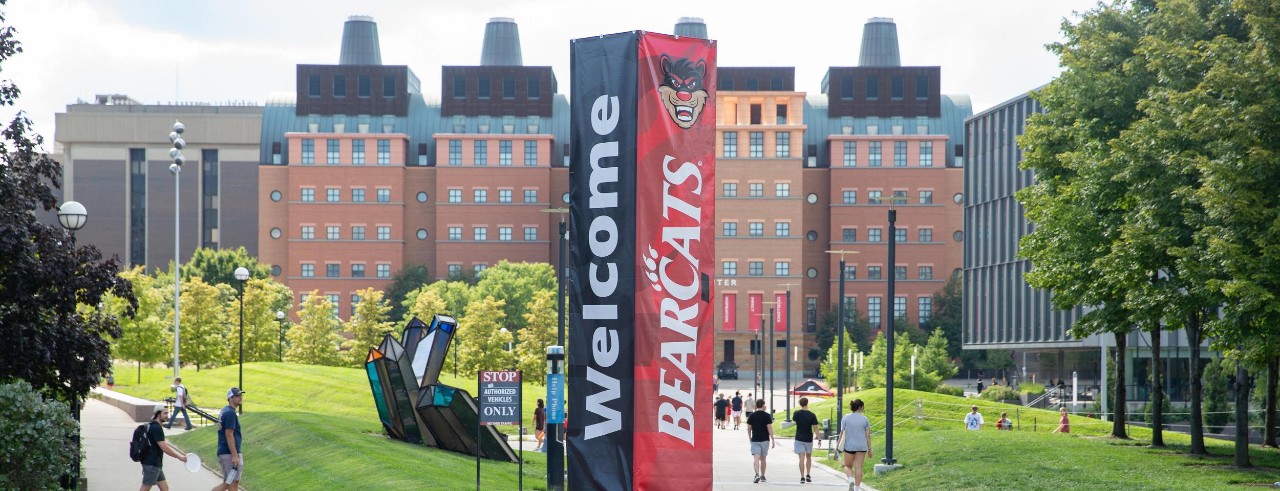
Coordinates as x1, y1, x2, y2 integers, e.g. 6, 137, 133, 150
82, 398, 226, 490
712, 418, 877, 490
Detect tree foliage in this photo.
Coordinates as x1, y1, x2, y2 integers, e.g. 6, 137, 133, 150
104, 267, 171, 383
384, 264, 429, 323
285, 291, 343, 366
455, 296, 515, 375
181, 246, 270, 287
516, 290, 557, 385
931, 273, 963, 360
404, 280, 473, 324
819, 330, 858, 392
856, 331, 955, 393
0, 381, 78, 490
178, 276, 228, 370
472, 261, 556, 332
343, 288, 394, 367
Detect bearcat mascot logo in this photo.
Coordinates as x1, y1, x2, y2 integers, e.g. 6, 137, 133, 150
658, 54, 708, 129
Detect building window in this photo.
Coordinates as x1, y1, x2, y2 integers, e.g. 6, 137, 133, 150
748, 131, 763, 158
301, 139, 315, 164
326, 188, 340, 202
843, 141, 857, 167
351, 293, 361, 317
869, 228, 882, 243
499, 140, 512, 165
843, 190, 857, 204
383, 76, 396, 98
919, 228, 933, 243
919, 141, 933, 167
524, 140, 538, 166
775, 183, 790, 197
498, 189, 512, 203
498, 227, 512, 241
915, 75, 929, 99
358, 75, 371, 97
352, 226, 366, 240
524, 227, 537, 241
806, 297, 818, 331
920, 190, 933, 204
301, 264, 314, 277
352, 140, 365, 165
323, 139, 338, 165
448, 264, 463, 278
895, 266, 908, 280
448, 140, 462, 165
868, 297, 881, 326
868, 266, 882, 280
333, 75, 347, 97
478, 76, 491, 99
301, 226, 314, 240
448, 227, 462, 240
891, 76, 903, 100
894, 296, 907, 320
473, 227, 487, 241
918, 297, 933, 325
352, 264, 366, 278
377, 188, 391, 203
919, 266, 933, 280
377, 226, 391, 240
723, 222, 737, 236
723, 182, 737, 197
377, 264, 391, 278
866, 77, 879, 100
749, 222, 764, 237
722, 131, 738, 158
528, 77, 541, 99
722, 261, 737, 276
453, 75, 466, 98
775, 222, 790, 237
448, 189, 462, 203
474, 264, 488, 273
474, 140, 488, 165
503, 76, 516, 99
869, 190, 882, 205
749, 261, 764, 276
894, 141, 907, 167
776, 104, 788, 124
775, 131, 790, 158
895, 228, 908, 243
519, 189, 535, 203
326, 263, 340, 278
840, 76, 854, 100
300, 188, 314, 202
473, 189, 487, 203
326, 225, 340, 240
843, 265, 857, 280
352, 188, 365, 203
843, 229, 856, 242
326, 294, 340, 318
775, 261, 790, 277
869, 142, 882, 167
749, 183, 764, 197
377, 139, 390, 165
308, 75, 321, 97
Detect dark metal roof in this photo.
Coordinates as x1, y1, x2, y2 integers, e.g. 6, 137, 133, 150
674, 17, 708, 39
859, 17, 900, 67
480, 18, 523, 66
339, 15, 382, 66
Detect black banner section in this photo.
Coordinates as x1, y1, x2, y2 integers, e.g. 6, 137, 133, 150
567, 32, 639, 491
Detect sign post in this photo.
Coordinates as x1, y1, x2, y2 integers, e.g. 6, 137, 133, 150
479, 370, 522, 490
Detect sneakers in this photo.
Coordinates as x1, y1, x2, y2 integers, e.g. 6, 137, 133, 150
754, 474, 761, 484
760, 475, 766, 482
801, 477, 806, 484
806, 475, 812, 482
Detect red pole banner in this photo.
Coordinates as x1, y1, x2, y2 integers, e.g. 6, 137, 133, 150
723, 293, 737, 332
775, 293, 787, 332
749, 293, 762, 332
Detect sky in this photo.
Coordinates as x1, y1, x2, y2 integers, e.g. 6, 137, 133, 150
3, 0, 1100, 150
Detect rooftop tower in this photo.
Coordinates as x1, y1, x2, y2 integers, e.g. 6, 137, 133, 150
674, 17, 708, 39
480, 17, 523, 66
858, 17, 900, 67
339, 15, 382, 65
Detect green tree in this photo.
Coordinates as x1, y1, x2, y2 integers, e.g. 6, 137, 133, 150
919, 328, 958, 383
181, 246, 270, 287
472, 261, 556, 331
455, 296, 515, 374
931, 273, 963, 360
0, 381, 79, 490
403, 280, 473, 324
819, 330, 858, 393
106, 268, 172, 383
343, 288, 394, 367
516, 290, 557, 385
815, 305, 872, 359
856, 332, 943, 392
229, 278, 293, 364
405, 288, 448, 325
286, 291, 343, 366
384, 264, 429, 323
179, 276, 228, 370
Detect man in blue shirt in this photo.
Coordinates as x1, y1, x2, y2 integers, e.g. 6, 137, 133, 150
213, 387, 244, 491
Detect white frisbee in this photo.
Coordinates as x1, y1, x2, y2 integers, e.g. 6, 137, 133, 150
185, 453, 202, 473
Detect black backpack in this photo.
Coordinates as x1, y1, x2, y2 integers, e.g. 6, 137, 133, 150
129, 423, 153, 462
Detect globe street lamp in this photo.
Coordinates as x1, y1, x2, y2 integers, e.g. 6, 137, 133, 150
276, 310, 286, 362
57, 201, 86, 487
825, 249, 859, 432
234, 266, 250, 413
778, 282, 799, 421
168, 121, 186, 380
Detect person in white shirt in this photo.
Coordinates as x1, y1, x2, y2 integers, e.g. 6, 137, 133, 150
964, 405, 984, 431
836, 399, 872, 491
166, 377, 194, 431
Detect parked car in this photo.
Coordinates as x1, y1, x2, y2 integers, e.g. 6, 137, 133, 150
717, 361, 738, 380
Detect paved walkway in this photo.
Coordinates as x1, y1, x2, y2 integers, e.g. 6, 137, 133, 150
82, 398, 225, 490
711, 416, 876, 490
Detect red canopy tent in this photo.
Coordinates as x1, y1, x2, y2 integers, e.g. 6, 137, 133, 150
789, 379, 835, 397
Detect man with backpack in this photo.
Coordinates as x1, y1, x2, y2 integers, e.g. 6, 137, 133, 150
133, 405, 189, 490
166, 377, 194, 431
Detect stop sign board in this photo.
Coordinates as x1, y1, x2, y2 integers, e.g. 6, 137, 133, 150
478, 370, 521, 426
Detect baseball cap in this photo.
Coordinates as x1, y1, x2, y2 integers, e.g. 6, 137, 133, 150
226, 387, 246, 399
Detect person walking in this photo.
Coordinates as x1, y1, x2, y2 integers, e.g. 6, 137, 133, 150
166, 377, 194, 431
836, 399, 872, 491
714, 394, 730, 429
731, 391, 744, 430
212, 388, 245, 491
1052, 407, 1071, 433
964, 405, 984, 431
534, 399, 546, 451
139, 405, 189, 491
792, 397, 820, 484
746, 398, 776, 483
996, 411, 1013, 431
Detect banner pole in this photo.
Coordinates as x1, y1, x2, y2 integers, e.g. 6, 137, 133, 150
519, 370, 524, 491
477, 371, 482, 491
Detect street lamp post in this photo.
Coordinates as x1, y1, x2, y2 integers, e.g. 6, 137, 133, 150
234, 266, 249, 414
825, 250, 859, 433
884, 204, 899, 465
276, 310, 286, 361
778, 282, 798, 422
58, 201, 87, 488
540, 206, 568, 491
763, 301, 775, 414
168, 121, 186, 379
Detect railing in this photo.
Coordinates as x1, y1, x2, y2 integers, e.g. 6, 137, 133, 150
164, 397, 220, 426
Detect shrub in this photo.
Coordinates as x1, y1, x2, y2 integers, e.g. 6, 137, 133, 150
935, 385, 964, 397
978, 384, 1020, 402
0, 380, 79, 490
1019, 382, 1045, 396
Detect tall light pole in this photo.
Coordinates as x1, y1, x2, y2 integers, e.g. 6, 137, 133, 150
883, 197, 905, 466
168, 121, 186, 379
541, 206, 568, 491
825, 250, 859, 433
58, 200, 87, 488
763, 301, 776, 414
276, 310, 286, 362
779, 282, 798, 421
234, 266, 249, 414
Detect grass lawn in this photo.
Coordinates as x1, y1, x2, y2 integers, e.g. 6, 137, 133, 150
110, 362, 549, 490
780, 388, 1280, 490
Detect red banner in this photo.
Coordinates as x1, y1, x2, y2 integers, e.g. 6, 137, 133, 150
749, 293, 762, 332
723, 294, 737, 332
631, 32, 716, 491
775, 293, 787, 332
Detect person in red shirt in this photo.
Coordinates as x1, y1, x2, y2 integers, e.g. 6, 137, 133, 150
1052, 407, 1070, 433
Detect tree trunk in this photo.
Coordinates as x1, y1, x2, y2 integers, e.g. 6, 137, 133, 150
137, 361, 142, 384
1266, 356, 1277, 448
1189, 313, 1206, 455
1113, 332, 1129, 439
1151, 324, 1164, 447
1234, 359, 1252, 467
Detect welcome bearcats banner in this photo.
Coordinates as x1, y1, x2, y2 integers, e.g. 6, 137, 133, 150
568, 32, 716, 491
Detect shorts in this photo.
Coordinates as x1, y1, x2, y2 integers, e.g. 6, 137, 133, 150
141, 464, 165, 485
732, 410, 742, 419
794, 441, 813, 454
750, 441, 770, 456
843, 449, 868, 455
716, 413, 726, 421
218, 454, 244, 482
